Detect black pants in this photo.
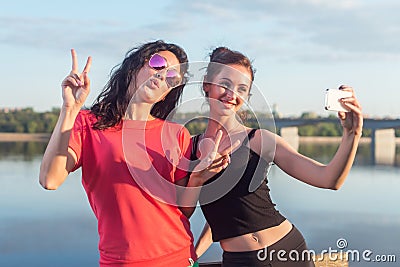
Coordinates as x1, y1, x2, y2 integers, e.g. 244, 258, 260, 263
222, 225, 315, 267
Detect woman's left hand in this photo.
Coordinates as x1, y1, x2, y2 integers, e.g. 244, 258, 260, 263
337, 85, 363, 136
191, 130, 240, 184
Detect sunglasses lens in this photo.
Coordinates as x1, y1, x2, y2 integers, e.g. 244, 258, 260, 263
166, 69, 182, 88
149, 54, 183, 88
149, 54, 167, 70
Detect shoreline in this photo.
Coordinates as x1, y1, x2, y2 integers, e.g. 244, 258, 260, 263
0, 132, 399, 144
0, 133, 51, 142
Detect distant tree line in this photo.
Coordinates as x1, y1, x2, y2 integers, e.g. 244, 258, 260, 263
1, 108, 399, 137
0, 108, 59, 133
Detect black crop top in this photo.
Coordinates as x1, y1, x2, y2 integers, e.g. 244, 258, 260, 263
192, 129, 286, 242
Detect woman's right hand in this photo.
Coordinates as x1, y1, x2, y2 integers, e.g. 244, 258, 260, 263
61, 49, 92, 110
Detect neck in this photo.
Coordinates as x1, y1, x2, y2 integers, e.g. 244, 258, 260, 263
204, 113, 244, 138
125, 102, 155, 121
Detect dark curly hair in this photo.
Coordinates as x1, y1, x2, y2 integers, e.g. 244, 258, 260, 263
90, 40, 188, 130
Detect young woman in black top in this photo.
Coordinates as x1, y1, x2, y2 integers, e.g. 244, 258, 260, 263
188, 47, 363, 267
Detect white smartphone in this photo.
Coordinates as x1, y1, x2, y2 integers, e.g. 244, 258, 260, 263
324, 89, 352, 112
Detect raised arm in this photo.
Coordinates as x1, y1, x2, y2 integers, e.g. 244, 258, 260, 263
39, 49, 92, 190
262, 85, 363, 190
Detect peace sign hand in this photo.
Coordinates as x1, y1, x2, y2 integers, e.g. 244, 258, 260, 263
61, 49, 92, 110
192, 130, 240, 185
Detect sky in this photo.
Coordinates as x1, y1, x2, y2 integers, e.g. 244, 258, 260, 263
1, 0, 400, 118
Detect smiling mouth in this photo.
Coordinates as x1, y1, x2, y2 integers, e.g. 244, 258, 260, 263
221, 100, 236, 106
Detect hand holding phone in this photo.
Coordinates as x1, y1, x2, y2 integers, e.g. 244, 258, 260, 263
324, 89, 352, 112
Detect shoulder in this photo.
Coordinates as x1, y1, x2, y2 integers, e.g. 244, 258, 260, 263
154, 119, 192, 148
74, 109, 98, 130
248, 128, 277, 162
77, 109, 95, 120
162, 119, 191, 136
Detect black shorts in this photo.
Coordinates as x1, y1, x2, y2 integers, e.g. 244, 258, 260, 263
222, 225, 315, 267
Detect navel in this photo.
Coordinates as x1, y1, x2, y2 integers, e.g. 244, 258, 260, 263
251, 233, 259, 242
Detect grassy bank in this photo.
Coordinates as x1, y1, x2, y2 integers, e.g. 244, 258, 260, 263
0, 133, 50, 142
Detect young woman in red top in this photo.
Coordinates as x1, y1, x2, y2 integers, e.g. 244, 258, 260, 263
191, 47, 363, 266
39, 40, 198, 267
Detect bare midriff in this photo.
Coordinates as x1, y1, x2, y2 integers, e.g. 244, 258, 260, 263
220, 219, 293, 252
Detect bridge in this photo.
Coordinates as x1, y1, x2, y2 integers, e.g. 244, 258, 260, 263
255, 117, 400, 165
256, 117, 400, 130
